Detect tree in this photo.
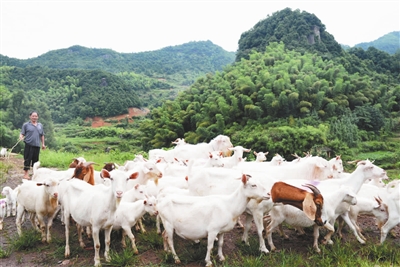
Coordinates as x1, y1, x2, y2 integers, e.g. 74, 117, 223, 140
354, 105, 385, 134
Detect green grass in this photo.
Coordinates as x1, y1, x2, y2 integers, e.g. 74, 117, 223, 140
105, 247, 140, 267
0, 160, 15, 184
37, 149, 142, 171
9, 229, 42, 251
0, 246, 12, 258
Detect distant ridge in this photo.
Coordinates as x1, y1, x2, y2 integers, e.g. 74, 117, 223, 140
354, 31, 400, 54
0, 41, 236, 77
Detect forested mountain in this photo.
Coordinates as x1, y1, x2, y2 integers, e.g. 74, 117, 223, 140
236, 8, 343, 61
354, 31, 400, 55
235, 8, 399, 77
0, 41, 235, 86
0, 41, 235, 149
1, 8, 399, 160
0, 41, 235, 122
1, 67, 142, 123
139, 42, 400, 155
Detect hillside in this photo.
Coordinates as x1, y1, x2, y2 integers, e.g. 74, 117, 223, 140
139, 41, 399, 149
354, 31, 400, 55
0, 41, 236, 86
0, 41, 236, 124
1, 8, 399, 158
236, 8, 343, 61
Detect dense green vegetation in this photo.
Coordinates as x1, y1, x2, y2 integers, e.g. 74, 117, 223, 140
236, 8, 343, 61
354, 31, 400, 55
0, 8, 399, 172
140, 42, 399, 157
0, 41, 235, 83
0, 41, 235, 150
1, 67, 142, 122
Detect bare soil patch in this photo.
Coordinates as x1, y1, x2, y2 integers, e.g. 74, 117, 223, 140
1, 156, 399, 266
86, 107, 149, 128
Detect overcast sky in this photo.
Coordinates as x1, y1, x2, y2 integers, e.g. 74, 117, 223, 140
1, 0, 399, 59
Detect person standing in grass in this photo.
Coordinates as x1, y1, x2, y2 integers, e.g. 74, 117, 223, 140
19, 111, 46, 179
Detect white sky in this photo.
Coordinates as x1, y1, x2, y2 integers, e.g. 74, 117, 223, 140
1, 0, 399, 59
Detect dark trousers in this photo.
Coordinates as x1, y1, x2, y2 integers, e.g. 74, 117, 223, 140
23, 143, 40, 171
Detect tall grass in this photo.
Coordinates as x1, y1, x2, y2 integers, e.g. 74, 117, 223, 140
0, 160, 14, 183
38, 149, 141, 171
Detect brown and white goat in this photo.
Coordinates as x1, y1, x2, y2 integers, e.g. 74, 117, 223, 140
68, 157, 87, 168
270, 181, 325, 226
71, 162, 96, 185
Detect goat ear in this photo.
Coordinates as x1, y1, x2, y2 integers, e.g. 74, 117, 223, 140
241, 174, 247, 185
101, 169, 110, 179
302, 193, 317, 221
130, 172, 139, 179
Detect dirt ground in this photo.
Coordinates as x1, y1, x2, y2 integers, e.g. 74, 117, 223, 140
0, 156, 399, 266
87, 107, 149, 128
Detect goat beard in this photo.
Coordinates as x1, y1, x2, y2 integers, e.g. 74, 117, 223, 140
115, 197, 121, 209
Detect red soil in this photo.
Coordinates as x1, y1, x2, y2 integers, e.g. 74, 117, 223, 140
86, 107, 149, 128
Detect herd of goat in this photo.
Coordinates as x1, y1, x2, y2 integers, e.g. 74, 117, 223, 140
0, 134, 399, 267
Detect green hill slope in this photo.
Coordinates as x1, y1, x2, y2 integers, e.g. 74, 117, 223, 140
354, 31, 400, 55
0, 41, 235, 86
236, 8, 343, 61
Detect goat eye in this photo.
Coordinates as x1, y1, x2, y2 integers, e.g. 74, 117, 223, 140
251, 185, 257, 188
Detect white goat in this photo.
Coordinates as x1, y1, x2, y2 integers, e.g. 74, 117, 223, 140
238, 155, 334, 181
158, 174, 269, 267
253, 151, 269, 162
0, 147, 7, 157
169, 134, 233, 162
126, 161, 163, 189
171, 138, 187, 146
60, 169, 137, 267
113, 196, 158, 252
329, 155, 344, 178
31, 161, 75, 182
1, 186, 18, 217
337, 193, 388, 241
221, 146, 251, 168
378, 180, 400, 244
15, 177, 60, 242
0, 198, 6, 230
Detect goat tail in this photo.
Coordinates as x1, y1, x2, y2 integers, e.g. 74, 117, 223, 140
32, 161, 41, 175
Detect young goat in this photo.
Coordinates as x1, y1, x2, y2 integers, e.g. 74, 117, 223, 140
0, 199, 6, 230
1, 186, 17, 217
